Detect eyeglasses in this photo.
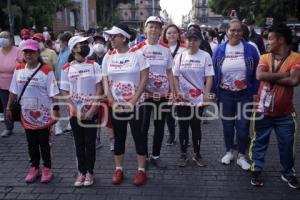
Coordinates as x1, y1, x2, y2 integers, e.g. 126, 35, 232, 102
109, 34, 123, 40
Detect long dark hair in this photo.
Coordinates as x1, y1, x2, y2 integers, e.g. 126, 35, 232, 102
162, 24, 182, 44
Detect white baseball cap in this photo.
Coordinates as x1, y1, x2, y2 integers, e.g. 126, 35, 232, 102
68, 36, 93, 50
145, 16, 163, 26
104, 25, 131, 39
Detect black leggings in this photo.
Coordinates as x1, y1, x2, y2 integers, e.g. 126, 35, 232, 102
165, 105, 176, 140
177, 106, 204, 156
109, 107, 146, 156
141, 98, 169, 157
25, 128, 51, 168
70, 117, 97, 175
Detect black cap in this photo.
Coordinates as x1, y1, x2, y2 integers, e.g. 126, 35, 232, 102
185, 30, 203, 40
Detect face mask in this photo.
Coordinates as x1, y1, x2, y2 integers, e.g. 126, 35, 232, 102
78, 44, 90, 58
93, 43, 106, 53
0, 38, 10, 47
39, 42, 45, 49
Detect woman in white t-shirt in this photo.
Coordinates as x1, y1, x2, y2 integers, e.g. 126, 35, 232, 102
161, 24, 186, 145
102, 24, 149, 186
6, 39, 60, 184
173, 29, 214, 167
60, 36, 102, 187
212, 19, 259, 170
133, 16, 174, 169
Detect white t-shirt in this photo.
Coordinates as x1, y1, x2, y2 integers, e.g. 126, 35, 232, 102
60, 60, 102, 116
134, 41, 174, 98
102, 49, 149, 103
221, 42, 247, 91
9, 63, 59, 129
173, 49, 215, 106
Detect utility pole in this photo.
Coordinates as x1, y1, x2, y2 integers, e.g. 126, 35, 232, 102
152, 0, 155, 16
7, 0, 15, 43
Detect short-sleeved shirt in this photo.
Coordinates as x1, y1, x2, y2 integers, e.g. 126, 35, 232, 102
0, 47, 23, 90
256, 52, 300, 116
221, 42, 247, 91
133, 41, 174, 98
173, 49, 215, 106
9, 63, 59, 129
102, 49, 149, 103
60, 60, 102, 116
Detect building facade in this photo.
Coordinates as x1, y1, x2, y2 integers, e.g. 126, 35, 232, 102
53, 0, 97, 34
117, 0, 161, 29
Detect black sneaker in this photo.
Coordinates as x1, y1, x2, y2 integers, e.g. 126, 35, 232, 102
178, 154, 188, 167
281, 175, 300, 189
192, 155, 206, 167
150, 157, 167, 169
250, 171, 263, 187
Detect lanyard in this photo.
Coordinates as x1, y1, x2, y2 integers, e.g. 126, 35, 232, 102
271, 52, 290, 73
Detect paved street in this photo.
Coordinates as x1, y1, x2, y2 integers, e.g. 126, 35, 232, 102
1, 89, 300, 200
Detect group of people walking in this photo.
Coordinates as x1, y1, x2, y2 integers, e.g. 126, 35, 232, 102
0, 15, 300, 189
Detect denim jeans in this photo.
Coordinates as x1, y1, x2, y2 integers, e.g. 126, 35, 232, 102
0, 89, 14, 130
249, 112, 297, 177
218, 88, 252, 154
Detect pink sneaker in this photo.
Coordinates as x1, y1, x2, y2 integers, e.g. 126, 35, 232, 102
74, 173, 85, 187
83, 173, 94, 187
25, 167, 39, 183
41, 168, 53, 183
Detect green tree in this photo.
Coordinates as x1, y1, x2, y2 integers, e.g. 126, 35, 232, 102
209, 0, 300, 25
0, 0, 71, 33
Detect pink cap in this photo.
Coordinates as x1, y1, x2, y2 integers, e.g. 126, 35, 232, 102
20, 39, 39, 51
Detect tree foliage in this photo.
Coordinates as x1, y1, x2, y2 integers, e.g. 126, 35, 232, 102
0, 0, 71, 33
209, 0, 300, 25
96, 0, 132, 28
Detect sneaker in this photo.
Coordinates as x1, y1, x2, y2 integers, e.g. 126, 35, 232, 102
192, 155, 206, 167
281, 175, 300, 189
25, 167, 39, 183
250, 171, 263, 187
221, 151, 234, 165
74, 173, 85, 187
110, 138, 115, 151
1, 130, 12, 137
112, 169, 124, 185
54, 121, 64, 135
178, 154, 188, 167
133, 170, 146, 186
83, 173, 94, 187
165, 137, 175, 146
96, 139, 103, 149
150, 156, 167, 169
40, 168, 53, 183
236, 154, 250, 170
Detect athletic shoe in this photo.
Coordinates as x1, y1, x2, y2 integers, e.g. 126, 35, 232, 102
74, 173, 85, 187
112, 169, 124, 185
40, 168, 53, 183
281, 175, 300, 189
221, 151, 234, 165
83, 173, 94, 187
133, 170, 146, 186
236, 154, 250, 170
25, 167, 39, 183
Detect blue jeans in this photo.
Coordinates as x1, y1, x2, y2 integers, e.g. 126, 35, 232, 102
249, 112, 297, 177
218, 88, 252, 154
0, 89, 14, 130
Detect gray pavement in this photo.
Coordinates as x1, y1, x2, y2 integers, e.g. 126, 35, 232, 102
1, 89, 300, 200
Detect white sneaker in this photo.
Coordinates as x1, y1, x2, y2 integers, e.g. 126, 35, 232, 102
236, 154, 250, 170
221, 152, 234, 165
0, 113, 4, 122
54, 121, 64, 135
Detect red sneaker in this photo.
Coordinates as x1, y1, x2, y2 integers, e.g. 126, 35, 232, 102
133, 170, 146, 186
41, 168, 53, 183
112, 169, 124, 185
25, 167, 39, 183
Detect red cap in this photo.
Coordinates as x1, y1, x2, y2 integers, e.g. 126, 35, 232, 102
33, 33, 45, 41
20, 28, 30, 39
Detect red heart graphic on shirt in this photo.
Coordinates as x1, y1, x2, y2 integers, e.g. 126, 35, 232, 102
29, 111, 41, 119
189, 89, 201, 98
234, 80, 246, 89
154, 81, 162, 88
